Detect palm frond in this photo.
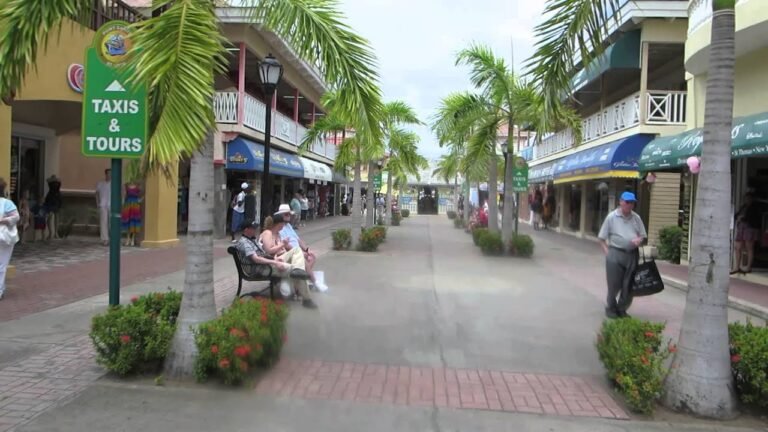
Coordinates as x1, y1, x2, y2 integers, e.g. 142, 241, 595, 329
525, 0, 623, 110
383, 100, 422, 126
250, 0, 384, 145
128, 0, 228, 166
0, 0, 92, 101
456, 44, 511, 109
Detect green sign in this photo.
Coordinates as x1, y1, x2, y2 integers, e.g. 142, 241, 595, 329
82, 21, 147, 159
373, 172, 383, 189
512, 156, 529, 192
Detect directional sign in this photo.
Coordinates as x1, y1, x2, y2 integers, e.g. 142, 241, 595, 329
82, 21, 147, 159
373, 172, 383, 189
512, 156, 529, 193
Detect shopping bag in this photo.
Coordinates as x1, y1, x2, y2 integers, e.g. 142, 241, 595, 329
631, 250, 665, 297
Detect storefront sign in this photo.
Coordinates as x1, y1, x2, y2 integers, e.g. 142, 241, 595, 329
511, 157, 529, 193
82, 21, 147, 159
67, 64, 84, 93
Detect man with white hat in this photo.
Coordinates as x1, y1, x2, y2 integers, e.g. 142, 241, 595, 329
230, 182, 248, 243
274, 203, 329, 292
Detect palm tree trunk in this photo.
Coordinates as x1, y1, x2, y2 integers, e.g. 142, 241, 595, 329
501, 121, 516, 250
487, 155, 499, 234
351, 156, 363, 245
164, 134, 217, 380
663, 5, 737, 418
366, 161, 376, 227
386, 170, 394, 225
464, 175, 472, 225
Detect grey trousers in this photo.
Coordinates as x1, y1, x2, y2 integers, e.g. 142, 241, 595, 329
605, 247, 638, 313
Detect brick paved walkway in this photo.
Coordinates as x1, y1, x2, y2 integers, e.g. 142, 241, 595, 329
0, 336, 99, 432
11, 239, 146, 274
255, 359, 629, 420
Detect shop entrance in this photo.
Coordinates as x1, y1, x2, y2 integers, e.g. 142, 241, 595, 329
734, 157, 768, 274
10, 135, 44, 204
418, 186, 439, 215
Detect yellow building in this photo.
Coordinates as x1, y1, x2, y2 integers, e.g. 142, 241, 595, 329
526, 0, 690, 239
639, 0, 768, 270
1, 1, 338, 266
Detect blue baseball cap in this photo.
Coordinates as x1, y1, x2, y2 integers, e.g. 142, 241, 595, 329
620, 191, 637, 202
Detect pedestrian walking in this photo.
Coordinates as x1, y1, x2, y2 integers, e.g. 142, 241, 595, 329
597, 191, 647, 319
95, 169, 111, 246
230, 183, 247, 243
0, 178, 20, 300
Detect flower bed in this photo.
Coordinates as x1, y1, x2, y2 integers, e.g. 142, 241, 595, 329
447, 210, 457, 219
453, 217, 466, 229
400, 209, 410, 218
358, 226, 386, 252
729, 321, 768, 408
478, 231, 503, 256
472, 227, 488, 246
194, 298, 288, 385
596, 318, 671, 414
89, 291, 182, 376
508, 234, 534, 258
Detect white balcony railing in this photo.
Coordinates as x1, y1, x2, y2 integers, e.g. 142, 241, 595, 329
214, 91, 332, 160
646, 91, 687, 125
534, 90, 687, 160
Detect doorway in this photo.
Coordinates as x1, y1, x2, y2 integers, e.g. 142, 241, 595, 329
10, 135, 45, 204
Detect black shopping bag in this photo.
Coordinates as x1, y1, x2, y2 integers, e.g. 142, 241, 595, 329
631, 250, 665, 297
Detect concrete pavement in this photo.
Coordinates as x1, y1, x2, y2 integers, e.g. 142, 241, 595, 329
2, 215, 766, 431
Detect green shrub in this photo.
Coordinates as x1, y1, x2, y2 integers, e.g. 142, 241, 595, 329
596, 318, 670, 414
453, 217, 466, 229
358, 227, 385, 252
508, 234, 534, 258
391, 212, 402, 226
90, 291, 182, 376
658, 226, 684, 264
729, 321, 768, 408
400, 209, 410, 218
472, 228, 488, 246
447, 210, 457, 219
331, 229, 352, 250
478, 231, 503, 256
376, 217, 386, 226
194, 298, 288, 385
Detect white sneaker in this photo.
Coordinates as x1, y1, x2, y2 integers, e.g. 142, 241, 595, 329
315, 282, 329, 293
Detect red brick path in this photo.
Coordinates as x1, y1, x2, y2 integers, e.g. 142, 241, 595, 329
0, 245, 228, 322
255, 359, 629, 420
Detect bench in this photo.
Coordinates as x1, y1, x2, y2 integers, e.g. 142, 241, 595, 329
227, 246, 281, 300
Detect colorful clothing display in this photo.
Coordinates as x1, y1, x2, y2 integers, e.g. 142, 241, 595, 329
121, 184, 142, 234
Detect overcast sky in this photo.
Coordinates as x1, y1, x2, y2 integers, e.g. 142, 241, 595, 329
338, 0, 546, 160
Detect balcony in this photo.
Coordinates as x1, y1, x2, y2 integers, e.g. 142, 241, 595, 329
534, 90, 687, 159
89, 0, 142, 31
214, 91, 336, 161
688, 0, 751, 35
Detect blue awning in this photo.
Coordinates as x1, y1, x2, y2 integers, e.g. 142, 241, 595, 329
225, 137, 304, 178
528, 161, 555, 183
553, 134, 655, 183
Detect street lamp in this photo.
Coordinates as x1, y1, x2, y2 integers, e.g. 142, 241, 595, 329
257, 53, 283, 226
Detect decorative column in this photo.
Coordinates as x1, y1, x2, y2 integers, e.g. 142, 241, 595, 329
639, 41, 650, 124
237, 42, 246, 126
579, 181, 588, 238
1, 106, 13, 279
142, 164, 180, 248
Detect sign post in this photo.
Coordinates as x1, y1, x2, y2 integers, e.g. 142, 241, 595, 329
511, 156, 529, 235
82, 21, 147, 306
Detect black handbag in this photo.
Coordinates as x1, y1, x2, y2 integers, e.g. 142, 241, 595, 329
631, 249, 665, 297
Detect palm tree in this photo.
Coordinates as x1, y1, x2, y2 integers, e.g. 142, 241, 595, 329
385, 129, 427, 223
433, 148, 462, 213
0, 0, 384, 381
528, 0, 738, 417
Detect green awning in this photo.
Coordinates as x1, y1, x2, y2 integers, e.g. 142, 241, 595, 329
639, 111, 768, 171
570, 30, 641, 92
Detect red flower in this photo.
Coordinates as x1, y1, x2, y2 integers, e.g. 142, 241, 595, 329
644, 331, 655, 338
234, 345, 251, 358
218, 358, 231, 369
130, 296, 139, 304
640, 355, 650, 365
260, 313, 268, 323
120, 334, 131, 344
668, 343, 677, 353
731, 354, 741, 363
645, 347, 653, 354
210, 345, 219, 354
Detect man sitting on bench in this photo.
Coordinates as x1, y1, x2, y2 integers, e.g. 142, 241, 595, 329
273, 204, 329, 292
236, 219, 317, 309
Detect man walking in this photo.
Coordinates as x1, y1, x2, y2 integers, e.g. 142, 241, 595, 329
598, 191, 647, 319
95, 169, 111, 246
230, 183, 248, 243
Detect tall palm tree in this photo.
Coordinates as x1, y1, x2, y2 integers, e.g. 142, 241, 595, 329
433, 148, 462, 212
0, 0, 384, 380
385, 128, 426, 223
529, 0, 738, 417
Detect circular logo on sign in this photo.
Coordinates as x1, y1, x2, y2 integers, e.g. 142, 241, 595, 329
67, 64, 84, 93
94, 21, 133, 66
514, 157, 527, 168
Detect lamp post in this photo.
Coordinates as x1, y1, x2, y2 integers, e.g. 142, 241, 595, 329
257, 53, 283, 226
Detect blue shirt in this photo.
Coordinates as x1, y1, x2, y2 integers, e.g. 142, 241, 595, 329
279, 223, 301, 249
1, 197, 17, 215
